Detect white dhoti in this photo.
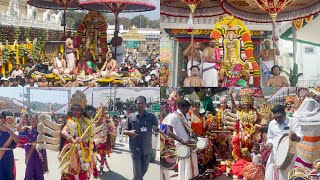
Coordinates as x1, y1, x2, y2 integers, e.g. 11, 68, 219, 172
202, 62, 218, 87
53, 68, 70, 75
161, 167, 170, 180
261, 60, 274, 85
187, 61, 201, 77
178, 152, 199, 180
100, 70, 109, 77
112, 46, 123, 66
66, 53, 76, 70
265, 146, 295, 180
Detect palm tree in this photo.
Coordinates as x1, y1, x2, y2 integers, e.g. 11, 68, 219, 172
282, 63, 303, 87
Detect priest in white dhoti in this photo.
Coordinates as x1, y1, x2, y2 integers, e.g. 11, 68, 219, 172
183, 42, 203, 77
265, 105, 303, 180
163, 100, 199, 180
202, 39, 220, 87
109, 30, 123, 65
65, 31, 76, 72
257, 39, 280, 86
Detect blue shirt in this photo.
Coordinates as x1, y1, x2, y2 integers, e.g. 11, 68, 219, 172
125, 111, 158, 155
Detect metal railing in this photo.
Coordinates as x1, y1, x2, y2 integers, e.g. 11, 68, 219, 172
297, 79, 320, 87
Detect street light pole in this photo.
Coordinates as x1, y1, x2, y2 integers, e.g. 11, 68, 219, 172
113, 87, 117, 111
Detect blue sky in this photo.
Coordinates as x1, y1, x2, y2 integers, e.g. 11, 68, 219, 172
0, 87, 160, 106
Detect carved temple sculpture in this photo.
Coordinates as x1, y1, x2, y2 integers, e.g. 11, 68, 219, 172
210, 15, 260, 87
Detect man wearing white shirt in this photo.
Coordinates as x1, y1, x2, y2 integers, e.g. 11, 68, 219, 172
163, 100, 199, 180
11, 64, 24, 79
265, 105, 303, 180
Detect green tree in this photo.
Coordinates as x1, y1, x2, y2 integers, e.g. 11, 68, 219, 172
131, 15, 150, 28
102, 14, 116, 25
119, 17, 132, 29
66, 11, 87, 29
149, 19, 160, 29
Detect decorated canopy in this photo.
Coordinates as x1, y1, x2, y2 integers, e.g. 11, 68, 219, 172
79, 0, 157, 13
221, 0, 320, 23
27, 0, 79, 10
160, 0, 224, 18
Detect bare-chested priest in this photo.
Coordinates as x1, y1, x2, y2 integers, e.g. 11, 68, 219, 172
183, 41, 203, 77
266, 65, 289, 87
257, 39, 280, 85
183, 65, 205, 87
202, 39, 220, 87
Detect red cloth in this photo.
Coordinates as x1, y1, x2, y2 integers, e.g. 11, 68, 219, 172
231, 159, 248, 178
232, 132, 241, 160
218, 165, 226, 172
61, 172, 88, 180
242, 162, 264, 180
261, 148, 271, 166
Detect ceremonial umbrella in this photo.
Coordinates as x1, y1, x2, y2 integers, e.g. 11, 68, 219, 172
79, 0, 157, 60
160, 0, 224, 19
161, 0, 224, 66
221, 0, 320, 23
221, 0, 320, 61
26, 0, 80, 39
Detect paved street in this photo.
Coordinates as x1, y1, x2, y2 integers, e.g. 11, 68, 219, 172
14, 139, 160, 180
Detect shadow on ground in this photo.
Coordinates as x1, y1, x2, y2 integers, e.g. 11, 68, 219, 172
98, 170, 129, 180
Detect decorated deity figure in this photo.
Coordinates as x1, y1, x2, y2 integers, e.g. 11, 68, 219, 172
215, 96, 229, 130
159, 64, 169, 87
210, 16, 260, 87
77, 37, 98, 75
237, 94, 259, 149
219, 31, 250, 87
75, 11, 108, 66
229, 88, 259, 160
59, 91, 103, 180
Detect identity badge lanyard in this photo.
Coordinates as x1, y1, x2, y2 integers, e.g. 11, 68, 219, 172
140, 119, 147, 132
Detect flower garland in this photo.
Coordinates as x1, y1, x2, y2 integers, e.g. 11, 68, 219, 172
210, 16, 260, 87
216, 108, 223, 130
74, 116, 93, 171
237, 109, 256, 140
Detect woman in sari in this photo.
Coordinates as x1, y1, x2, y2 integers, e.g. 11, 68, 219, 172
0, 111, 19, 180
189, 101, 205, 136
18, 114, 48, 180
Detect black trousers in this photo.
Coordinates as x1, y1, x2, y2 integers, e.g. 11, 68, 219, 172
131, 153, 151, 180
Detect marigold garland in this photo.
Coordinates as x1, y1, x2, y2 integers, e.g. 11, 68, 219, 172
74, 116, 93, 163
238, 110, 255, 134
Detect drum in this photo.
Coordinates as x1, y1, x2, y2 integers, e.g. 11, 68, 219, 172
189, 139, 198, 152
288, 167, 309, 180
175, 144, 191, 159
197, 137, 209, 150
160, 148, 178, 169
275, 133, 296, 170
